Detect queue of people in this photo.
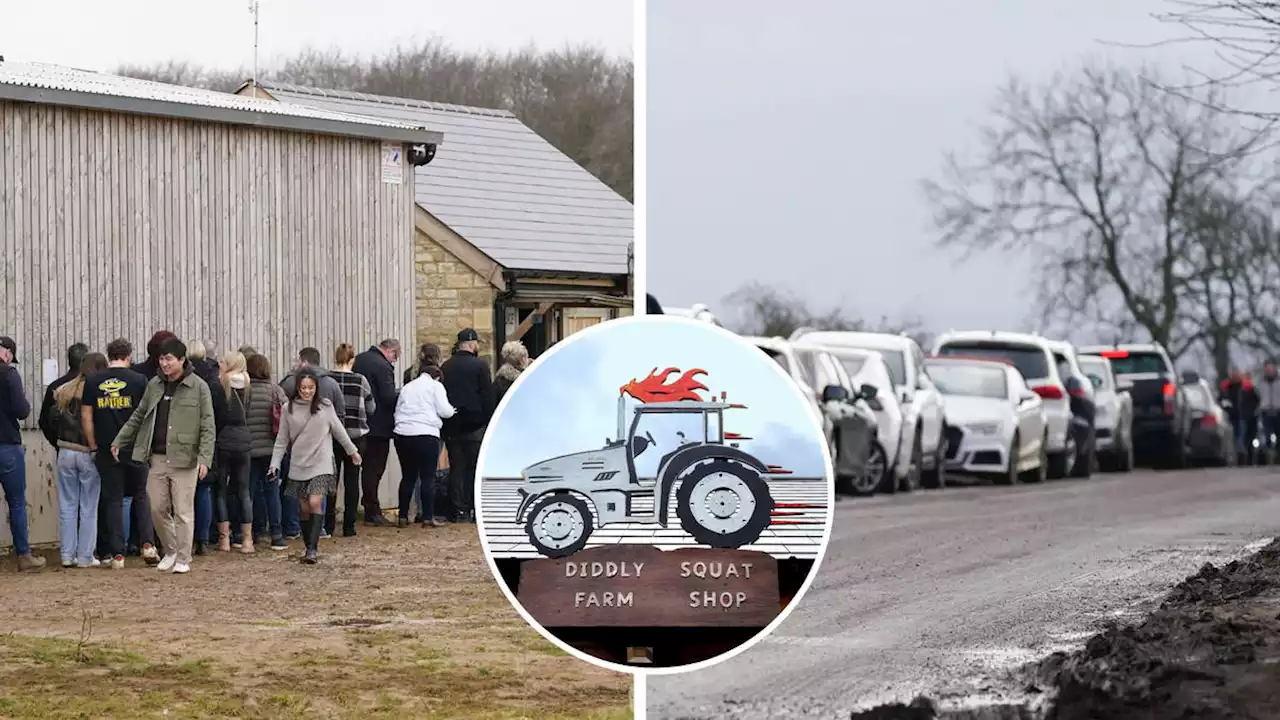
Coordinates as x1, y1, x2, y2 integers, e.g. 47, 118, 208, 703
1219, 363, 1280, 463
0, 327, 531, 573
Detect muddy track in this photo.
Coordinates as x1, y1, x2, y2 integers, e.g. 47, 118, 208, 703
851, 538, 1280, 720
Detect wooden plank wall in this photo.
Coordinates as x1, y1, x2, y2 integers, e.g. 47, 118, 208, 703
0, 100, 417, 549
0, 99, 416, 413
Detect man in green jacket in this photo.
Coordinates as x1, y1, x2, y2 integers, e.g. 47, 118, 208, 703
112, 338, 215, 574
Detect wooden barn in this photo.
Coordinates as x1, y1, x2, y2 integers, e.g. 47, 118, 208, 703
0, 60, 443, 547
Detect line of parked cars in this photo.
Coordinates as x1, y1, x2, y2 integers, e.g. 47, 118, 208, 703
755, 327, 1234, 496
645, 295, 1238, 495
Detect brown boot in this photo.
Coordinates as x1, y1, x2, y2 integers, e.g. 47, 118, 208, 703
17, 553, 46, 572
239, 524, 255, 553
217, 522, 232, 552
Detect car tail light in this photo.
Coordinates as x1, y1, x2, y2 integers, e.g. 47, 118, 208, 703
1100, 350, 1129, 359
1067, 383, 1088, 398
1163, 382, 1176, 416
1034, 385, 1065, 400
1200, 413, 1218, 427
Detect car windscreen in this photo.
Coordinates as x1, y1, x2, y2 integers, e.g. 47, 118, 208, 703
1183, 384, 1211, 410
1077, 358, 1113, 390
935, 342, 1050, 381
1092, 351, 1169, 376
926, 363, 1009, 399
835, 355, 868, 379
841, 346, 906, 386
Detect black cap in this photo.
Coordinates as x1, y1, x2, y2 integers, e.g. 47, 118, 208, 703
0, 336, 16, 364
457, 328, 479, 343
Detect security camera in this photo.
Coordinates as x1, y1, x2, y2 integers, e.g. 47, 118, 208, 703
408, 143, 436, 167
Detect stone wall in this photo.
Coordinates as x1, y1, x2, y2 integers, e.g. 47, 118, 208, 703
414, 229, 497, 366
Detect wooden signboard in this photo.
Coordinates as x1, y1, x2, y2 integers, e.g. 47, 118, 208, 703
517, 545, 780, 628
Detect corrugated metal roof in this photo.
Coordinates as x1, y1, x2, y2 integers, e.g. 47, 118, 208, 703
0, 61, 442, 145
261, 82, 632, 276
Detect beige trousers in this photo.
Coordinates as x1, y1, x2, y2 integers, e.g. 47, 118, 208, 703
147, 454, 199, 565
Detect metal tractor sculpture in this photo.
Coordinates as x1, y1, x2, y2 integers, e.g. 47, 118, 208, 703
514, 367, 788, 558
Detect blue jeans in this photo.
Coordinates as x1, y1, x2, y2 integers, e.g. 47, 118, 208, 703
0, 444, 31, 556
123, 495, 133, 546
1235, 416, 1255, 453
56, 449, 101, 565
278, 454, 300, 536
250, 456, 283, 540
195, 480, 214, 543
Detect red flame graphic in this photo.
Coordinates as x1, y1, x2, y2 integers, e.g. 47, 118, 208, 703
620, 367, 709, 403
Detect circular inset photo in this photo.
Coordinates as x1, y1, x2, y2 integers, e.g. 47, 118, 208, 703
476, 315, 836, 674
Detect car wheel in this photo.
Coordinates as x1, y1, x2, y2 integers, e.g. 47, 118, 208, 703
1044, 427, 1075, 479
524, 493, 594, 558
900, 427, 923, 493
1021, 431, 1049, 483
994, 433, 1020, 486
857, 443, 888, 496
922, 428, 948, 490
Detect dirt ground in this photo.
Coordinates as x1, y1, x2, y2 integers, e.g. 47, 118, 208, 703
850, 538, 1280, 720
0, 523, 633, 720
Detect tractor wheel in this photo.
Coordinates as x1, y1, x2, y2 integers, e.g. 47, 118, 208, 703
675, 459, 775, 549
524, 492, 593, 558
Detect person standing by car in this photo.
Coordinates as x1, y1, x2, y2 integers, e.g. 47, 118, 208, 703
1257, 363, 1280, 462
441, 329, 494, 524
111, 338, 216, 575
270, 370, 361, 564
0, 336, 46, 572
82, 338, 157, 569
394, 367, 455, 528
353, 339, 400, 526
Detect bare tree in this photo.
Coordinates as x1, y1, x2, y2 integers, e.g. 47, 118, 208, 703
922, 62, 1267, 361
1153, 1, 1280, 117
722, 282, 928, 346
117, 38, 633, 200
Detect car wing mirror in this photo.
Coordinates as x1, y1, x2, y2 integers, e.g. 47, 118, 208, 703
866, 396, 884, 412
822, 384, 850, 403
630, 435, 650, 456
1019, 391, 1038, 405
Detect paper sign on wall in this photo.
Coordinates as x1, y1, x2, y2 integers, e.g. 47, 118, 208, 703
42, 358, 59, 386
381, 143, 403, 184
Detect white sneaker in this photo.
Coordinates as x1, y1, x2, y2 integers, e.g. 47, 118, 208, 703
172, 562, 190, 574
109, 556, 125, 570
61, 559, 74, 568
141, 545, 159, 565
156, 555, 177, 572
75, 558, 101, 569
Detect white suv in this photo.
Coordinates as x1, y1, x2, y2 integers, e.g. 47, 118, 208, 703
791, 329, 948, 489
932, 331, 1078, 479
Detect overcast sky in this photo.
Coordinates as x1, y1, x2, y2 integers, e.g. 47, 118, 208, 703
480, 318, 826, 478
0, 0, 632, 71
646, 0, 1252, 336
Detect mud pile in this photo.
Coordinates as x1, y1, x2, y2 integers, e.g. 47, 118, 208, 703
1039, 538, 1280, 720
850, 538, 1280, 720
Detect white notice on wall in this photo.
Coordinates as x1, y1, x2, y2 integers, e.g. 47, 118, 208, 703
42, 358, 59, 386
381, 142, 403, 184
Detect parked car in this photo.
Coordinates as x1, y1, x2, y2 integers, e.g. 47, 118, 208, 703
1077, 343, 1192, 469
1077, 354, 1134, 472
932, 330, 1079, 479
666, 303, 725, 327
923, 355, 1048, 484
1180, 372, 1236, 467
812, 345, 913, 494
748, 336, 878, 485
790, 329, 948, 488
1044, 339, 1099, 478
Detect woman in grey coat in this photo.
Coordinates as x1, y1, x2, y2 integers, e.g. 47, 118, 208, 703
269, 369, 360, 564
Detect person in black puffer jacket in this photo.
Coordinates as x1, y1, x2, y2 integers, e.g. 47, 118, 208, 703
441, 329, 494, 523
186, 341, 226, 554
216, 352, 255, 553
